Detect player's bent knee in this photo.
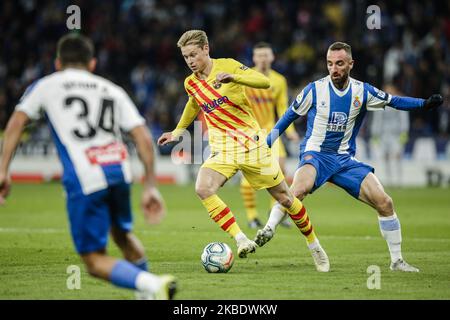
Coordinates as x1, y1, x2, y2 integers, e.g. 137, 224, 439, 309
277, 192, 294, 208
82, 255, 103, 277
195, 185, 214, 200
86, 265, 100, 277
292, 187, 307, 200
376, 194, 394, 216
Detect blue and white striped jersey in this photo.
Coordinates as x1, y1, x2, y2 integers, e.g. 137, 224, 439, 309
292, 75, 391, 156
16, 68, 145, 197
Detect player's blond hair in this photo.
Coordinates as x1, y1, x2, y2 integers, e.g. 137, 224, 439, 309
177, 30, 209, 48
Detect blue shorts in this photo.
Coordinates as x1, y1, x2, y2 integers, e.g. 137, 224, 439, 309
66, 183, 133, 254
299, 151, 374, 199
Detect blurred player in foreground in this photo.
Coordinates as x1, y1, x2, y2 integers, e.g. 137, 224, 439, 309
258, 42, 443, 272
241, 42, 299, 229
0, 34, 176, 299
158, 30, 329, 272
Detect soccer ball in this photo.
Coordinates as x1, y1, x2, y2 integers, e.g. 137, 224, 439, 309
201, 242, 234, 273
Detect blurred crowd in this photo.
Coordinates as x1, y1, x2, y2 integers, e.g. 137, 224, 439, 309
1, 0, 449, 159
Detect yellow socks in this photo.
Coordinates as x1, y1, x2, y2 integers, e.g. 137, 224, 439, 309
201, 194, 241, 237
285, 197, 317, 244
240, 178, 258, 222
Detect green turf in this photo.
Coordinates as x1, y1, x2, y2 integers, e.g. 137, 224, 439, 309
0, 182, 449, 299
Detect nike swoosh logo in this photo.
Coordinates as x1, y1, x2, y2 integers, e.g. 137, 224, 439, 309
273, 172, 280, 180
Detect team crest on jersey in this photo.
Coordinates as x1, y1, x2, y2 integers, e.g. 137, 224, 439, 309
212, 80, 222, 89
353, 96, 361, 108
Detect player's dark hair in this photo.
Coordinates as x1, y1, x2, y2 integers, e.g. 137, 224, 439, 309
57, 33, 94, 66
253, 42, 272, 50
328, 42, 352, 58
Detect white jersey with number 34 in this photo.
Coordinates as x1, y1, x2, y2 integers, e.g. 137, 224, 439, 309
16, 68, 145, 197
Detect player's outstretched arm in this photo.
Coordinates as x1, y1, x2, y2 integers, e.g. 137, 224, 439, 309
0, 111, 29, 205
130, 125, 166, 224
267, 107, 300, 148
157, 132, 176, 146
388, 94, 443, 111
158, 97, 200, 146
267, 83, 314, 147
423, 94, 444, 110
216, 71, 270, 89
275, 76, 299, 142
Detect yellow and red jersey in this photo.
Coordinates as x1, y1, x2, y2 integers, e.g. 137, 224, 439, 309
173, 58, 270, 154
244, 69, 296, 135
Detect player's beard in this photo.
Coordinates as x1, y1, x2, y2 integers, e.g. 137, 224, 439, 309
331, 72, 349, 90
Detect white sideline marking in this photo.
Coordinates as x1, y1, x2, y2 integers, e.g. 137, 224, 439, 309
0, 227, 65, 234
0, 227, 450, 243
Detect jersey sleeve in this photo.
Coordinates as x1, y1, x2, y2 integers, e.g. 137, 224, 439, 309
274, 75, 296, 135
172, 95, 201, 139
117, 88, 146, 131
229, 59, 270, 89
291, 83, 314, 116
15, 80, 45, 120
364, 83, 392, 110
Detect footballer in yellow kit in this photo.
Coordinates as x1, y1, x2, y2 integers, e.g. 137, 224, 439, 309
241, 42, 299, 228
158, 30, 327, 267
245, 69, 296, 159
173, 57, 285, 190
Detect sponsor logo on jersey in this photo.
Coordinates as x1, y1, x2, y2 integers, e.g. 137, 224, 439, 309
201, 96, 229, 113
327, 111, 348, 132
86, 142, 128, 165
239, 65, 249, 71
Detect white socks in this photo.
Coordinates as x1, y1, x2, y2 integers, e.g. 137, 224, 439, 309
378, 213, 403, 263
266, 203, 288, 231
135, 272, 162, 294
234, 231, 248, 243
307, 239, 320, 250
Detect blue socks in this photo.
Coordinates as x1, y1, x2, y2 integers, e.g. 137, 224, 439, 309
110, 260, 141, 289
379, 215, 401, 231
133, 257, 149, 272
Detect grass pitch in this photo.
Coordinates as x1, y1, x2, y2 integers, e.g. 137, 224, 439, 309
0, 182, 449, 299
